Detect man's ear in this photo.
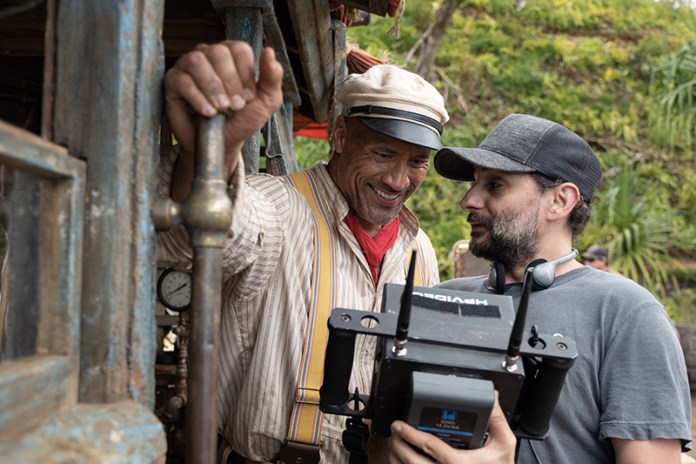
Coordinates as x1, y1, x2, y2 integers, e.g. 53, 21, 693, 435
331, 116, 347, 153
548, 182, 580, 219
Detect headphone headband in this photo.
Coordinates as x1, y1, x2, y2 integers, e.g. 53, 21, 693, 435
489, 250, 578, 294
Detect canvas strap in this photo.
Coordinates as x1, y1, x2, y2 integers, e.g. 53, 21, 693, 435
285, 170, 336, 448
405, 245, 424, 287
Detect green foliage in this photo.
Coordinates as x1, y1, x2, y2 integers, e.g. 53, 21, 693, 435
580, 156, 696, 318
665, 285, 696, 323
299, 0, 696, 320
587, 162, 673, 293
649, 39, 696, 155
294, 137, 330, 169
677, 168, 696, 219
406, 171, 470, 280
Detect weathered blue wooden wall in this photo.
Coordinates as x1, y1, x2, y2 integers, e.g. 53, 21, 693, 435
53, 0, 163, 407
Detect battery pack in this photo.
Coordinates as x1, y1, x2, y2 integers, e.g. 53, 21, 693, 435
405, 372, 494, 450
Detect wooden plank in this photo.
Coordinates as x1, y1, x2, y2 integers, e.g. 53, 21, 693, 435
3, 172, 41, 359
0, 400, 166, 463
264, 101, 296, 175
0, 123, 84, 394
53, 0, 162, 406
36, 157, 85, 396
223, 6, 264, 174
332, 18, 348, 106
262, 7, 301, 106
130, 0, 166, 408
0, 355, 70, 441
209, 0, 302, 105
0, 120, 80, 179
285, 0, 334, 122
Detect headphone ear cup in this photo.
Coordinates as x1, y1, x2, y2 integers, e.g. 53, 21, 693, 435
529, 249, 578, 291
527, 258, 550, 291
488, 262, 507, 294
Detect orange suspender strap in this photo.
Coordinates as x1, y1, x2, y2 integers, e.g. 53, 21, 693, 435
285, 171, 336, 452
405, 243, 425, 287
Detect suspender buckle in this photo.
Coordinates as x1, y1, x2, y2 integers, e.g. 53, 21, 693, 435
276, 440, 321, 464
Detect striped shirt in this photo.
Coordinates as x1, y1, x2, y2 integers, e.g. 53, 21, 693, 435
158, 160, 440, 463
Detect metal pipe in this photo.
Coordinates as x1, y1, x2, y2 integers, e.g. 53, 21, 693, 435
187, 249, 223, 464
151, 114, 231, 463
183, 114, 232, 464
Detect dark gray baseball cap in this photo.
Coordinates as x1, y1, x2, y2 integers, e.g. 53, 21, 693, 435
582, 245, 608, 260
434, 114, 602, 203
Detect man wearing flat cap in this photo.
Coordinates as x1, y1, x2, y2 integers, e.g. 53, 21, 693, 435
160, 41, 515, 464
431, 114, 691, 463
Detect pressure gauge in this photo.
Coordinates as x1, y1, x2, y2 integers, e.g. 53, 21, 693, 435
157, 268, 192, 312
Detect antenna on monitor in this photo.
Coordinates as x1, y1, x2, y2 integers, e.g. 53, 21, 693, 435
502, 269, 533, 371
393, 250, 416, 356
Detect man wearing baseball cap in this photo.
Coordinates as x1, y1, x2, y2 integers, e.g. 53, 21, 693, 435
430, 114, 691, 463
159, 41, 516, 464
582, 244, 613, 270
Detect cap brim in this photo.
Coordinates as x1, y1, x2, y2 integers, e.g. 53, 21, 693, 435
357, 117, 442, 150
434, 147, 536, 181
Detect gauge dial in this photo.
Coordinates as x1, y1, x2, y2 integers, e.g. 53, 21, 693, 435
157, 268, 192, 311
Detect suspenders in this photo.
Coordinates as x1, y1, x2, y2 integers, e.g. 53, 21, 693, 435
277, 170, 424, 463
279, 171, 336, 462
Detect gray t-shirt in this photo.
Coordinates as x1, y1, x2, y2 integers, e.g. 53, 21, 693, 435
438, 266, 691, 463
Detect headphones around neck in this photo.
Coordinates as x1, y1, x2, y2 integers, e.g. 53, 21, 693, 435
488, 249, 579, 294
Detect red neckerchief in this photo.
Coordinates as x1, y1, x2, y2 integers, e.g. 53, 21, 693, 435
344, 213, 401, 284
